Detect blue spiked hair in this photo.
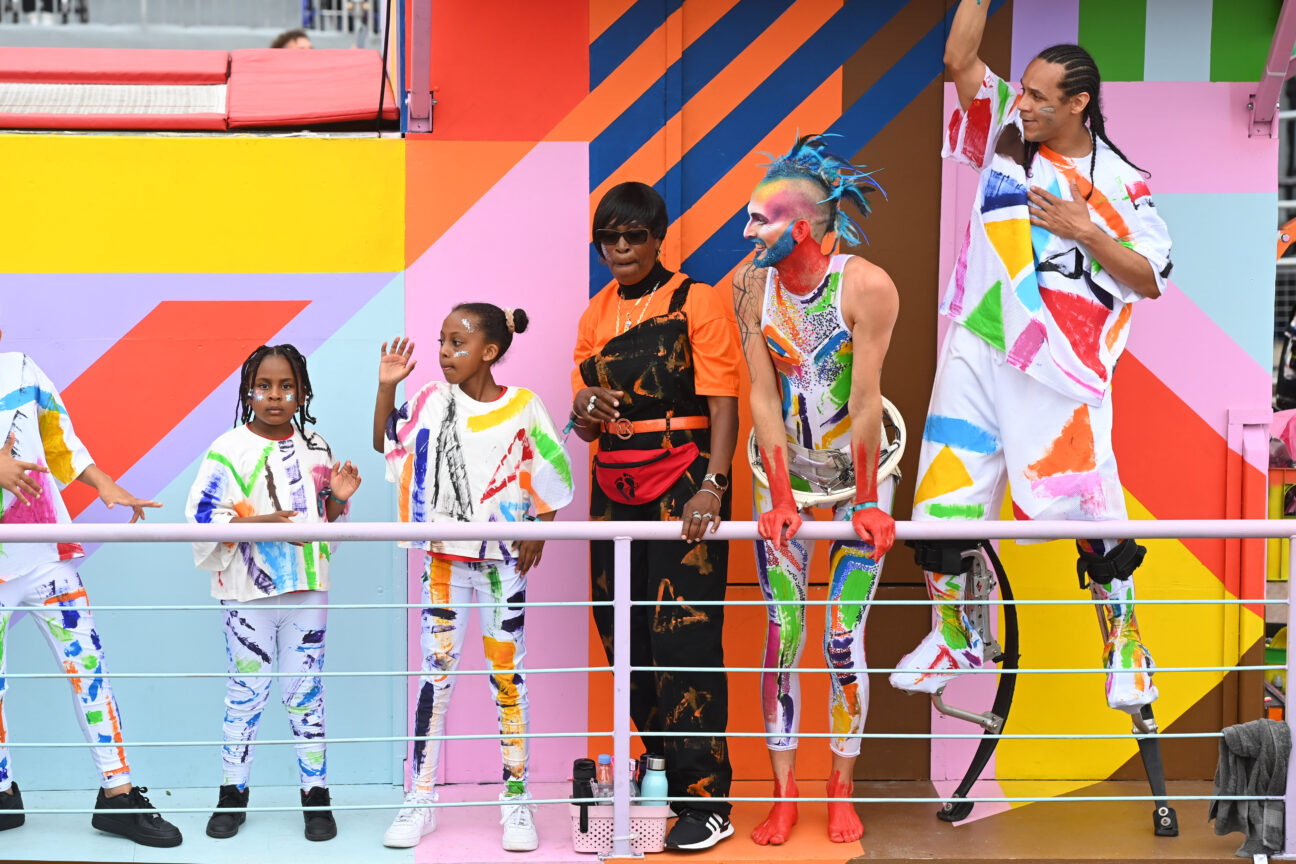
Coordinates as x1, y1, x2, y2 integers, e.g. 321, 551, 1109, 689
760, 133, 885, 248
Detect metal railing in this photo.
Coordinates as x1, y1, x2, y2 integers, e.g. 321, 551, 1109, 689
0, 517, 1285, 859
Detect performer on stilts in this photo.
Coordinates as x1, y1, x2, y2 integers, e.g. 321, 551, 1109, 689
733, 135, 899, 846
891, 0, 1175, 830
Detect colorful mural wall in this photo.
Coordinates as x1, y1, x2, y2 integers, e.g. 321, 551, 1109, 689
0, 0, 1281, 806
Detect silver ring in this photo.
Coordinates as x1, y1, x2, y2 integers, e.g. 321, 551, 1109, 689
691, 511, 701, 519
587, 395, 597, 413
701, 512, 713, 520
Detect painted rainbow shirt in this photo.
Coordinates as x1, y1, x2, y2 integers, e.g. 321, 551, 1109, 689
943, 68, 1173, 406
0, 352, 94, 579
760, 254, 855, 454
383, 382, 574, 561
186, 425, 345, 602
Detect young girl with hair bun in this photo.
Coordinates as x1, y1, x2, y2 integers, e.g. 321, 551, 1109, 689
373, 303, 574, 853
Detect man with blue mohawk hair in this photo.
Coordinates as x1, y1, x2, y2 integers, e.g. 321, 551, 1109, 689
733, 133, 899, 846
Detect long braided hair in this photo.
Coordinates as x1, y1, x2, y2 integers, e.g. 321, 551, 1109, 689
235, 343, 325, 449
1028, 44, 1150, 198
761, 133, 885, 247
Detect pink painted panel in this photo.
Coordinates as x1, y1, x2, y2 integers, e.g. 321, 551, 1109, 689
403, 142, 593, 785
1125, 280, 1271, 473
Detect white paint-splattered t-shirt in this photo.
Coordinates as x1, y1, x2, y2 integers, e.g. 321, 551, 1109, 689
0, 352, 94, 581
942, 68, 1173, 406
186, 424, 344, 602
383, 382, 574, 561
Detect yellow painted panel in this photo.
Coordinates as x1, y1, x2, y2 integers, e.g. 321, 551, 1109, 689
994, 488, 1256, 782
0, 134, 403, 273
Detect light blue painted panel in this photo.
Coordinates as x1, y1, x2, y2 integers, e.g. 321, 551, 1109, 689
1154, 191, 1276, 371
1144, 0, 1213, 81
5, 275, 408, 792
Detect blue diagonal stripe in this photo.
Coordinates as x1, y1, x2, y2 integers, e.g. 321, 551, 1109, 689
680, 0, 1009, 286
590, 0, 796, 194
657, 0, 907, 223
590, 0, 686, 90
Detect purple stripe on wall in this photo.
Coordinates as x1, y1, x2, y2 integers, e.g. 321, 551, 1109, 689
1011, 0, 1080, 80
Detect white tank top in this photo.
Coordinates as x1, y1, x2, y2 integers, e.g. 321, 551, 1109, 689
759, 254, 853, 451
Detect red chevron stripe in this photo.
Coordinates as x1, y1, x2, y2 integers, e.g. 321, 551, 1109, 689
60, 300, 308, 517
1113, 352, 1251, 583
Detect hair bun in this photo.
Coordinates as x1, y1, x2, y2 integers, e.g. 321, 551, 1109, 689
511, 308, 530, 335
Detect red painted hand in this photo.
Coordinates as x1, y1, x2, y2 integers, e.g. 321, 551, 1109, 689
758, 504, 802, 551
850, 505, 895, 559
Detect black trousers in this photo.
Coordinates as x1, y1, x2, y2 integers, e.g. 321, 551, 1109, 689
589, 484, 733, 816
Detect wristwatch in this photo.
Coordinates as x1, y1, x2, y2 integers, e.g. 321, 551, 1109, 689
703, 472, 729, 492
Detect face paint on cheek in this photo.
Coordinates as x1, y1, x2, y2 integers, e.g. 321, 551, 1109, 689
452, 350, 468, 358
754, 226, 797, 268
1038, 105, 1055, 114
284, 393, 296, 403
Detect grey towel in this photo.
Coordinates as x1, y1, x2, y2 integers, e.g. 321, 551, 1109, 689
1210, 718, 1291, 857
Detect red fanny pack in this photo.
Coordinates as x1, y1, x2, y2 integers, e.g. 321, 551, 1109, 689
593, 442, 699, 506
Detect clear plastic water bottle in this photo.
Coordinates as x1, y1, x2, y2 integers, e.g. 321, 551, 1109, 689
639, 755, 668, 806
627, 758, 640, 800
593, 753, 613, 802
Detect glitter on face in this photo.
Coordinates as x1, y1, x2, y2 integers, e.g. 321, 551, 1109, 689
1038, 105, 1056, 114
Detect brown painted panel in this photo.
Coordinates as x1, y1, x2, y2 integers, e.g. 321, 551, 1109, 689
858, 585, 934, 780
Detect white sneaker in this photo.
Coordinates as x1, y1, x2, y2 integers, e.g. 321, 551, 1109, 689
383, 796, 436, 848
499, 791, 538, 852
889, 625, 984, 694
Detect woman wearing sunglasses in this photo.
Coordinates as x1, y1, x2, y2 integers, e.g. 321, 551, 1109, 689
569, 181, 740, 851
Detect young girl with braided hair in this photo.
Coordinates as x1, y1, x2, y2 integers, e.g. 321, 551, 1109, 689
186, 343, 361, 842
374, 303, 573, 853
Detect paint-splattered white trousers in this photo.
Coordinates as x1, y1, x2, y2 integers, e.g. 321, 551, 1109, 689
220, 589, 327, 791
0, 560, 131, 791
410, 556, 527, 798
912, 324, 1126, 526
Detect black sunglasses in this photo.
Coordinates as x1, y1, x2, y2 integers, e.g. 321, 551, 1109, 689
594, 228, 652, 247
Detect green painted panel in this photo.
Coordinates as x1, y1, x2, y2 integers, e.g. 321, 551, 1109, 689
1211, 0, 1282, 81
1078, 0, 1148, 82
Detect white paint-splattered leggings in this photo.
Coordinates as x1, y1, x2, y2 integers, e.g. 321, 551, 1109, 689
0, 560, 131, 791
754, 478, 895, 758
220, 590, 327, 791
410, 556, 527, 798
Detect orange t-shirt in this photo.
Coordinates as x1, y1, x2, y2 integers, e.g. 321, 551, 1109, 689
571, 272, 742, 398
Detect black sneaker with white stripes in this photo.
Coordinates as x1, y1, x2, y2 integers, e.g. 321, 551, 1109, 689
664, 808, 733, 851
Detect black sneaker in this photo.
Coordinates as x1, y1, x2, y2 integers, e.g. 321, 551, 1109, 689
301, 786, 337, 841
205, 784, 249, 839
0, 782, 25, 831
664, 808, 733, 851
91, 786, 183, 848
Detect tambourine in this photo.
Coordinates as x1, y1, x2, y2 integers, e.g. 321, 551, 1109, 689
747, 396, 906, 508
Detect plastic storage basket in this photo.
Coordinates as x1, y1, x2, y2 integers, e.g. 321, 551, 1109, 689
568, 804, 671, 854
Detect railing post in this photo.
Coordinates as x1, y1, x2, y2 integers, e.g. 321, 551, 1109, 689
1285, 534, 1296, 857
611, 536, 635, 859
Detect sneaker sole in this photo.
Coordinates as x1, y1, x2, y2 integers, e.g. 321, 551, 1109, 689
383, 825, 435, 848
503, 837, 539, 852
91, 815, 184, 848
205, 818, 244, 839
666, 822, 734, 851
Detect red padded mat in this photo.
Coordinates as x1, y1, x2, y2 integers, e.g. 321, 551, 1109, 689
0, 47, 229, 84
227, 49, 397, 128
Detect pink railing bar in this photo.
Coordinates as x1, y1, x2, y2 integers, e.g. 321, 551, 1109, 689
1286, 536, 1296, 858
5, 519, 1296, 543
612, 536, 633, 859
1251, 0, 1296, 136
